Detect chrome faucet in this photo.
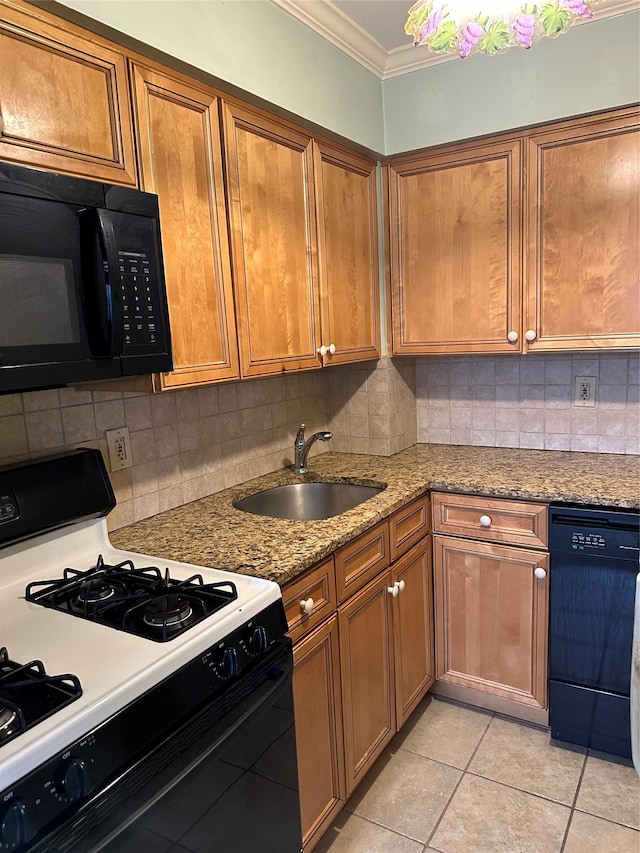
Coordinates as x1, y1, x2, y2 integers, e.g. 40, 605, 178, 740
293, 423, 332, 475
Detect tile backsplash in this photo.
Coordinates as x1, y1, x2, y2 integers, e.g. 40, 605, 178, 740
416, 352, 640, 455
0, 372, 328, 531
1, 351, 637, 533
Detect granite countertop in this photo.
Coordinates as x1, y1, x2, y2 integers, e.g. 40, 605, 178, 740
110, 444, 639, 585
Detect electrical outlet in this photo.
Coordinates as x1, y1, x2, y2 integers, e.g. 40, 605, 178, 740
106, 427, 133, 471
573, 376, 597, 408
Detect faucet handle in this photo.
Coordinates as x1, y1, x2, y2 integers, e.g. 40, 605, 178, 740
295, 423, 306, 441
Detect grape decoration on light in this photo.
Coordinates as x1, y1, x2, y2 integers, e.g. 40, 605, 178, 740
405, 0, 607, 59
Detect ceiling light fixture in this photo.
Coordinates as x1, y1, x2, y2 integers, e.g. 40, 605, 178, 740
405, 0, 606, 58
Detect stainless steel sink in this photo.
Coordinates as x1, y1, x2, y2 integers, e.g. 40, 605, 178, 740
233, 481, 386, 521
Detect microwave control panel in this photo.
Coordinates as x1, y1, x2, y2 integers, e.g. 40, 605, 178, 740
118, 251, 161, 349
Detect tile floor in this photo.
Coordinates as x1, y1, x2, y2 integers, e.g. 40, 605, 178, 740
315, 696, 640, 853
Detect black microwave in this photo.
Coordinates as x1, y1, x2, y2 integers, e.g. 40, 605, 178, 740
0, 162, 172, 395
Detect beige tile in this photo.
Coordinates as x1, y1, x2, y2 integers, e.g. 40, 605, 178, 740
61, 404, 96, 443
129, 428, 157, 465
576, 756, 640, 829
396, 698, 492, 769
0, 415, 29, 459
151, 393, 177, 427
133, 491, 159, 522
468, 718, 584, 804
345, 747, 460, 842
25, 410, 64, 452
58, 387, 93, 406
563, 811, 640, 853
431, 774, 569, 853
22, 389, 60, 411
124, 395, 153, 431
106, 499, 134, 531
94, 399, 126, 432
314, 812, 423, 853
0, 395, 22, 416
131, 461, 159, 498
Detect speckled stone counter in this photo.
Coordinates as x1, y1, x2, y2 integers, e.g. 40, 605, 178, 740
110, 445, 639, 585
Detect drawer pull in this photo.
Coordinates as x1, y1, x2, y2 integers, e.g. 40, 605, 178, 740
387, 580, 406, 597
534, 567, 547, 579
479, 515, 492, 528
300, 597, 315, 614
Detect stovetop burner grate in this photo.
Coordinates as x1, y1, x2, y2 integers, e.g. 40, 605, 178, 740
25, 556, 239, 642
0, 647, 82, 747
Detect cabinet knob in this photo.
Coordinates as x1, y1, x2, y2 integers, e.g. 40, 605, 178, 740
525, 329, 537, 342
507, 331, 519, 343
479, 515, 492, 528
397, 579, 406, 592
328, 343, 336, 355
317, 345, 327, 357
534, 567, 547, 579
300, 597, 315, 614
387, 584, 399, 597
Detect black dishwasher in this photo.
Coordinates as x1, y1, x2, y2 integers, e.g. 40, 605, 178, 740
549, 504, 640, 759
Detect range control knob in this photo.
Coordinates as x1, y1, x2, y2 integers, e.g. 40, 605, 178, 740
221, 647, 240, 679
248, 626, 269, 656
56, 757, 93, 802
0, 799, 34, 848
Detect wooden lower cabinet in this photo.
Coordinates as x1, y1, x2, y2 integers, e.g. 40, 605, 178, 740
433, 534, 549, 709
392, 541, 434, 727
292, 616, 345, 852
287, 529, 435, 846
339, 570, 396, 796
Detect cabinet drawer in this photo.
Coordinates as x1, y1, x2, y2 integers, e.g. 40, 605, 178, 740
335, 521, 389, 603
282, 557, 336, 643
389, 495, 430, 560
432, 493, 548, 549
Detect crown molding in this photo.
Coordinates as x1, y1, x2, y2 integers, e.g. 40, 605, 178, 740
271, 0, 640, 80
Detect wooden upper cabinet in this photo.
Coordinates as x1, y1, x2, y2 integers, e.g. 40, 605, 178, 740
129, 63, 239, 388
0, 0, 136, 185
388, 139, 522, 355
314, 141, 380, 365
222, 103, 322, 377
525, 108, 640, 351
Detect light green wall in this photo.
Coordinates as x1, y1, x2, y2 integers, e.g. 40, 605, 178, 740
58, 2, 639, 155
383, 11, 640, 154
57, 0, 385, 152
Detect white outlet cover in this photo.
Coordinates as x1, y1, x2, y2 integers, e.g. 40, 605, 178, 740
106, 426, 133, 471
573, 376, 597, 408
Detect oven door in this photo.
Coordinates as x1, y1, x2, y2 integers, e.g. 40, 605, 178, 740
34, 641, 302, 853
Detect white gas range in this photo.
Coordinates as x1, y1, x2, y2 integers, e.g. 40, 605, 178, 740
0, 450, 302, 853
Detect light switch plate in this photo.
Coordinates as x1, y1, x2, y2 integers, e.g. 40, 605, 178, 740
106, 427, 133, 470
573, 376, 597, 408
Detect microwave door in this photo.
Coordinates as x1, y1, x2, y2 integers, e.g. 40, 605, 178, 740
0, 195, 121, 393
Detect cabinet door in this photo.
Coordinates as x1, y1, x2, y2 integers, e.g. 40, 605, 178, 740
223, 103, 322, 377
388, 139, 522, 355
313, 141, 380, 365
525, 108, 640, 351
293, 616, 345, 852
130, 63, 239, 388
0, 0, 136, 185
391, 540, 435, 728
339, 571, 395, 796
433, 535, 548, 709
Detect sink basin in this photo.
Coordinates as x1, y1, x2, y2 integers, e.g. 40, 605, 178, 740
234, 481, 386, 521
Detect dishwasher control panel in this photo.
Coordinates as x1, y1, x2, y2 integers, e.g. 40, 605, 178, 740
549, 504, 640, 560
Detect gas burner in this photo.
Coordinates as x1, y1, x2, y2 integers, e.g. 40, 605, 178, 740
25, 557, 238, 642
76, 579, 117, 605
0, 647, 82, 747
0, 706, 19, 742
143, 594, 193, 628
